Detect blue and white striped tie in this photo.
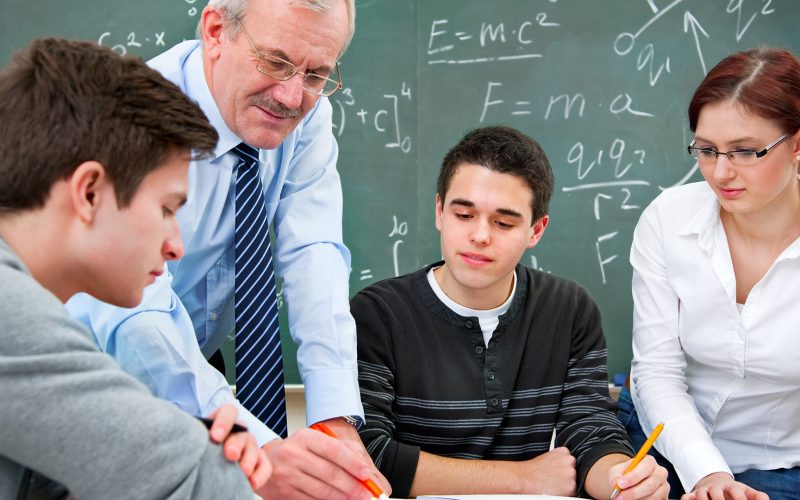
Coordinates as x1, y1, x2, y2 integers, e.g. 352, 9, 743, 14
232, 143, 287, 438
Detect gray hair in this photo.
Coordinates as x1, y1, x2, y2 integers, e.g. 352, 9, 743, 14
197, 0, 356, 55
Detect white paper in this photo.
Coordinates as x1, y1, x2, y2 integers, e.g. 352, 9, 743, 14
417, 495, 578, 500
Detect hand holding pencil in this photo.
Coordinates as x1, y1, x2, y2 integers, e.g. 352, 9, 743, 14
609, 422, 666, 500
311, 422, 390, 500
257, 422, 389, 500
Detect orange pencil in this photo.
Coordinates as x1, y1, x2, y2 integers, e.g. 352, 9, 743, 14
310, 422, 390, 500
609, 421, 664, 500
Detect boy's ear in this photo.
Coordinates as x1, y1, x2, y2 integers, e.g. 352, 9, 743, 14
435, 193, 444, 231
69, 161, 108, 224
527, 214, 549, 249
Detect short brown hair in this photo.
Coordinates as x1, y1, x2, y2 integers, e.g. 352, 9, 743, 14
437, 126, 554, 224
688, 47, 800, 135
0, 38, 218, 212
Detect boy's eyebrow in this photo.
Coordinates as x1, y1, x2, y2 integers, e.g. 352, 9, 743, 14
449, 198, 523, 218
449, 198, 475, 208
496, 208, 523, 218
164, 192, 187, 207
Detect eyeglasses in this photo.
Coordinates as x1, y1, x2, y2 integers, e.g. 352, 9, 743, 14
234, 17, 343, 97
687, 133, 790, 166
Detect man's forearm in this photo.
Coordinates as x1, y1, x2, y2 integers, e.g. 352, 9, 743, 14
584, 453, 630, 499
410, 451, 525, 497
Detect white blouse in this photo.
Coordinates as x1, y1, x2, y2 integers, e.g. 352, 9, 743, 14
630, 181, 800, 491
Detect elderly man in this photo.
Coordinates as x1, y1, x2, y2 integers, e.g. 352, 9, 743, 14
66, 1, 387, 498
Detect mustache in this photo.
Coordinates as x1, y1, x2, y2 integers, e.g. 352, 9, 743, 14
249, 94, 302, 119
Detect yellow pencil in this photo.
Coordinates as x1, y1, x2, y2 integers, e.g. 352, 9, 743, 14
609, 421, 664, 500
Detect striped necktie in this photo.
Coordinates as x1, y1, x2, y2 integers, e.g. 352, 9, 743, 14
232, 143, 287, 438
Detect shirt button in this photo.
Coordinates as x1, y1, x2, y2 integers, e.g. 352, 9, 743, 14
475, 345, 484, 354
487, 371, 496, 381
210, 313, 218, 321
490, 398, 499, 407
465, 320, 473, 328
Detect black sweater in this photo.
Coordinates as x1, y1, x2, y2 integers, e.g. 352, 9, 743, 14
352, 263, 633, 497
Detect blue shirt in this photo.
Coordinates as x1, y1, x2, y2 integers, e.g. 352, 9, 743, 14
65, 41, 363, 446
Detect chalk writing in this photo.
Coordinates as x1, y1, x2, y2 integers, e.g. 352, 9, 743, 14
389, 215, 409, 277
595, 232, 619, 285
727, 0, 776, 42
426, 16, 559, 65
332, 83, 413, 153
613, 0, 681, 85
480, 83, 654, 122
98, 31, 166, 56
185, 0, 199, 17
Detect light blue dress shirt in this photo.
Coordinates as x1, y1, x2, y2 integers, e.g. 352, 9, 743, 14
65, 40, 363, 446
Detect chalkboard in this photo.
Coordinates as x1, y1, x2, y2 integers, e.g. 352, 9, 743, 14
4, 1, 799, 384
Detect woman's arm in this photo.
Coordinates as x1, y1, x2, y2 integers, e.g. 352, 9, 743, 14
629, 201, 730, 491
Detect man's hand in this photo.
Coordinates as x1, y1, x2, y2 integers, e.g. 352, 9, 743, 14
514, 446, 577, 496
605, 454, 668, 500
320, 417, 392, 495
682, 472, 768, 500
256, 424, 385, 500
205, 405, 272, 490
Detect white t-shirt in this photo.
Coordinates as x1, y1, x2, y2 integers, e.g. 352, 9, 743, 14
427, 266, 516, 347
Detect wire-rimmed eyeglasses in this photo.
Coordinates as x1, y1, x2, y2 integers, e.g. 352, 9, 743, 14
687, 133, 790, 166
234, 17, 342, 97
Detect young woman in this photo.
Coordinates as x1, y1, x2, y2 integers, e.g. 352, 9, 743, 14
628, 48, 800, 500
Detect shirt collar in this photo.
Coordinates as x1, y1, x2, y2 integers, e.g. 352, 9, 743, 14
183, 43, 243, 160
677, 184, 721, 253
677, 183, 800, 260
783, 239, 800, 259
414, 262, 529, 329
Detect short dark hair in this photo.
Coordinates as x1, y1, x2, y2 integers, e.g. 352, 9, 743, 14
0, 38, 218, 212
437, 126, 554, 224
688, 47, 800, 135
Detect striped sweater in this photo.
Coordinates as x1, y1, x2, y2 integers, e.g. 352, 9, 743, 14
352, 262, 633, 497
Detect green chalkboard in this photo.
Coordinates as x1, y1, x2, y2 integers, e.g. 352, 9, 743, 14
4, 1, 800, 384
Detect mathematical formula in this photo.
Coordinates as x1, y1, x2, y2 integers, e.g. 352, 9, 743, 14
332, 83, 414, 153
96, 0, 200, 56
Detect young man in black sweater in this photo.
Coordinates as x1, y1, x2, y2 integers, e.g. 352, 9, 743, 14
353, 126, 669, 499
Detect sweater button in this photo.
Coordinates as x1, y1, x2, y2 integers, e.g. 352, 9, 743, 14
465, 320, 473, 328
487, 371, 495, 381
475, 345, 484, 354
490, 398, 499, 407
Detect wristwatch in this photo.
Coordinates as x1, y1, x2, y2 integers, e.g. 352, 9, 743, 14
341, 415, 360, 428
